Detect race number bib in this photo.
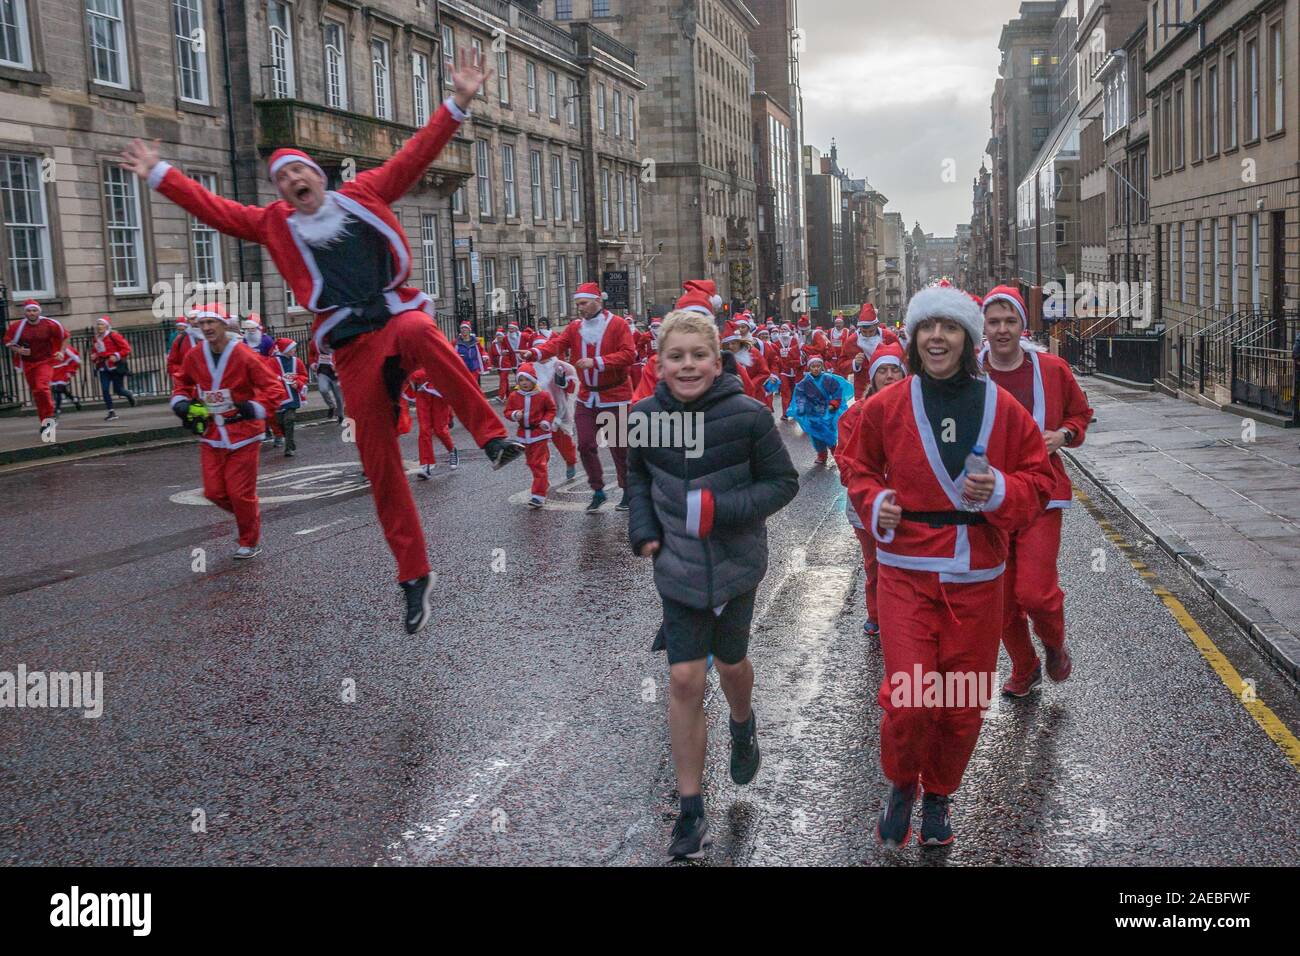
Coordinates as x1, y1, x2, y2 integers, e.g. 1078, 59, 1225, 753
201, 388, 233, 413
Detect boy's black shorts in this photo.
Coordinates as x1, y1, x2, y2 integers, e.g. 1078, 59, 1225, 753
654, 589, 757, 666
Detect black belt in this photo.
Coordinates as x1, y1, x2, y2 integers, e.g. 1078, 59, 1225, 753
902, 510, 987, 527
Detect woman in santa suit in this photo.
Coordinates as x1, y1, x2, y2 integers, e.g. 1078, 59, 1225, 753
834, 340, 908, 637
841, 285, 1054, 849
837, 303, 900, 400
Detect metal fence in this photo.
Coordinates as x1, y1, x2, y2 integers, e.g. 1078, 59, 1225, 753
1092, 332, 1164, 384
1231, 345, 1297, 422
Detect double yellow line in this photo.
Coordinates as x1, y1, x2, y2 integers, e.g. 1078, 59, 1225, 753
1075, 487, 1300, 771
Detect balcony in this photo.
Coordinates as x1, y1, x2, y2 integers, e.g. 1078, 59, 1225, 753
254, 99, 474, 198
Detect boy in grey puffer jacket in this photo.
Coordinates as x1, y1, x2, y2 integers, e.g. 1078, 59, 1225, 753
627, 309, 798, 861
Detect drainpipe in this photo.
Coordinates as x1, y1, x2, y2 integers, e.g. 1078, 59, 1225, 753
217, 0, 246, 281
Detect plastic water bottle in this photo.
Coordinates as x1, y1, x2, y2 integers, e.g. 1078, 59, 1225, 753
962, 444, 990, 511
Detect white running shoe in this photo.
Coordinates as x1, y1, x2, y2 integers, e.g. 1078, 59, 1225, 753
233, 545, 261, 560
417, 464, 434, 480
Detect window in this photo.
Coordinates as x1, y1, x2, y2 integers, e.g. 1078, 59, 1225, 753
285, 286, 301, 311
555, 255, 568, 310
470, 38, 483, 96
1211, 218, 1220, 306
597, 83, 606, 131
613, 90, 622, 137
1197, 219, 1207, 306
1032, 93, 1050, 115
567, 78, 578, 126
483, 258, 496, 308
102, 164, 146, 293
452, 184, 464, 215
1206, 64, 1218, 154
267, 0, 294, 97
173, 0, 209, 103
616, 170, 626, 231
547, 70, 558, 119
420, 214, 439, 297
600, 167, 611, 230
412, 52, 430, 126
1190, 75, 1201, 161
441, 25, 454, 86
88, 0, 130, 88
1173, 84, 1184, 167
631, 176, 640, 231
0, 0, 33, 69
509, 256, 522, 306
551, 154, 563, 221
530, 149, 544, 220
1225, 51, 1238, 149
1170, 222, 1180, 300
573, 254, 584, 286
502, 143, 517, 218
526, 61, 537, 113
476, 138, 493, 217
593, 0, 610, 15
324, 21, 348, 109
569, 157, 581, 221
1230, 215, 1240, 309
555, 0, 572, 20
1269, 23, 1284, 134
0, 153, 52, 296
189, 171, 222, 285
535, 256, 548, 318
497, 49, 509, 105
627, 95, 635, 141
1245, 37, 1259, 141
1249, 213, 1260, 306
371, 38, 392, 120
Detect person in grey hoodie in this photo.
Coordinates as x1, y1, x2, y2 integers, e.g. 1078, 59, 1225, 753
627, 309, 799, 860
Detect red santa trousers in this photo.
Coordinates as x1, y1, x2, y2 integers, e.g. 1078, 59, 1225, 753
851, 526, 879, 622
779, 378, 795, 416
876, 564, 1003, 797
1001, 507, 1067, 680
525, 440, 550, 497
496, 370, 512, 398
200, 442, 261, 547
24, 361, 55, 422
415, 390, 454, 465
552, 429, 577, 467
574, 401, 627, 492
333, 310, 507, 582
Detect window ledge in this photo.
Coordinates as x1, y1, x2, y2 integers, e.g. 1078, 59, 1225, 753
177, 99, 221, 117
90, 83, 144, 103
0, 65, 50, 86
109, 292, 156, 309
1265, 129, 1285, 142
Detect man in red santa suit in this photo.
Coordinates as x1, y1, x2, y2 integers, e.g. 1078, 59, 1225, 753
837, 303, 901, 400
771, 324, 806, 421
167, 316, 202, 387
489, 327, 517, 402
4, 300, 68, 438
982, 285, 1092, 697
122, 49, 520, 633
505, 321, 533, 369
529, 282, 636, 513
795, 315, 812, 348
827, 315, 848, 366
171, 303, 287, 560
842, 284, 1054, 849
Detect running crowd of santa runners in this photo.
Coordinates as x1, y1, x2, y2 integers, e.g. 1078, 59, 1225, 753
7, 50, 1096, 862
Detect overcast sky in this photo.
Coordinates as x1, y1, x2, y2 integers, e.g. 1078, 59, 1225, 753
799, 0, 1016, 238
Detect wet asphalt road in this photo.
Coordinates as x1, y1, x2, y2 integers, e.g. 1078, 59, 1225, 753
1, 410, 1297, 866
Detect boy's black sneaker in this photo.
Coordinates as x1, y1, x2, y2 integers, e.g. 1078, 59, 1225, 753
484, 437, 524, 470
668, 812, 711, 860
586, 490, 607, 513
400, 575, 433, 634
730, 714, 761, 785
876, 783, 917, 849
919, 792, 954, 847
615, 490, 630, 512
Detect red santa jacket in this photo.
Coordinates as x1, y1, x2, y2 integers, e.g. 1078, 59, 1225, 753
490, 334, 518, 371
272, 352, 309, 407
735, 348, 776, 402
632, 352, 659, 403
5, 316, 67, 368
826, 325, 849, 365
167, 332, 198, 384
505, 327, 534, 364
171, 338, 288, 450
530, 311, 636, 407
504, 387, 557, 443
149, 98, 468, 351
770, 338, 807, 378
837, 327, 901, 388
844, 375, 1055, 583
989, 349, 1093, 510
50, 345, 81, 385
90, 331, 132, 370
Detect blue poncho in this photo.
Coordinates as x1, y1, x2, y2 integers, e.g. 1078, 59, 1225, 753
792, 371, 854, 447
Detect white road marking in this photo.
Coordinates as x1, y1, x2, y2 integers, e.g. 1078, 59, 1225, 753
294, 518, 350, 536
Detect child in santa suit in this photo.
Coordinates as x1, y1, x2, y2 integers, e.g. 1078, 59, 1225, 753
834, 341, 907, 637
841, 285, 1055, 849
168, 316, 203, 387
981, 285, 1092, 697
530, 351, 579, 481
171, 303, 288, 560
505, 363, 558, 509
270, 337, 308, 457
791, 356, 853, 464
838, 303, 901, 400
124, 48, 520, 633
407, 368, 457, 478
489, 328, 517, 401
49, 343, 83, 415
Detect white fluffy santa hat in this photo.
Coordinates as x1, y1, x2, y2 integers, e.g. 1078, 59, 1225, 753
904, 285, 984, 346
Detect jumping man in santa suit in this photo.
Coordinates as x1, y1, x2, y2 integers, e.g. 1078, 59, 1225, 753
122, 48, 522, 633
841, 285, 1054, 849
837, 303, 900, 401
981, 285, 1092, 697
529, 282, 636, 513
170, 303, 287, 560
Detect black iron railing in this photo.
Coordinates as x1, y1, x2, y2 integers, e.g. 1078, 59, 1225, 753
1092, 331, 1165, 385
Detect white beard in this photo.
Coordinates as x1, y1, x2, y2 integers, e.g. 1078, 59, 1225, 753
186, 327, 204, 342
735, 348, 754, 368
578, 311, 610, 346
858, 332, 881, 357
290, 195, 352, 249
508, 332, 521, 350
831, 328, 845, 344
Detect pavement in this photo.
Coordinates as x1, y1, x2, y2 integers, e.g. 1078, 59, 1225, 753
1063, 376, 1300, 681
1, 402, 1297, 866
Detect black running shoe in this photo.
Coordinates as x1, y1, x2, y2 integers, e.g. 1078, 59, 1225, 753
126, 391, 137, 408
668, 812, 711, 860
615, 490, 630, 512
400, 575, 433, 635
586, 489, 607, 513
730, 715, 761, 785
484, 437, 524, 470
919, 792, 954, 847
876, 783, 917, 849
